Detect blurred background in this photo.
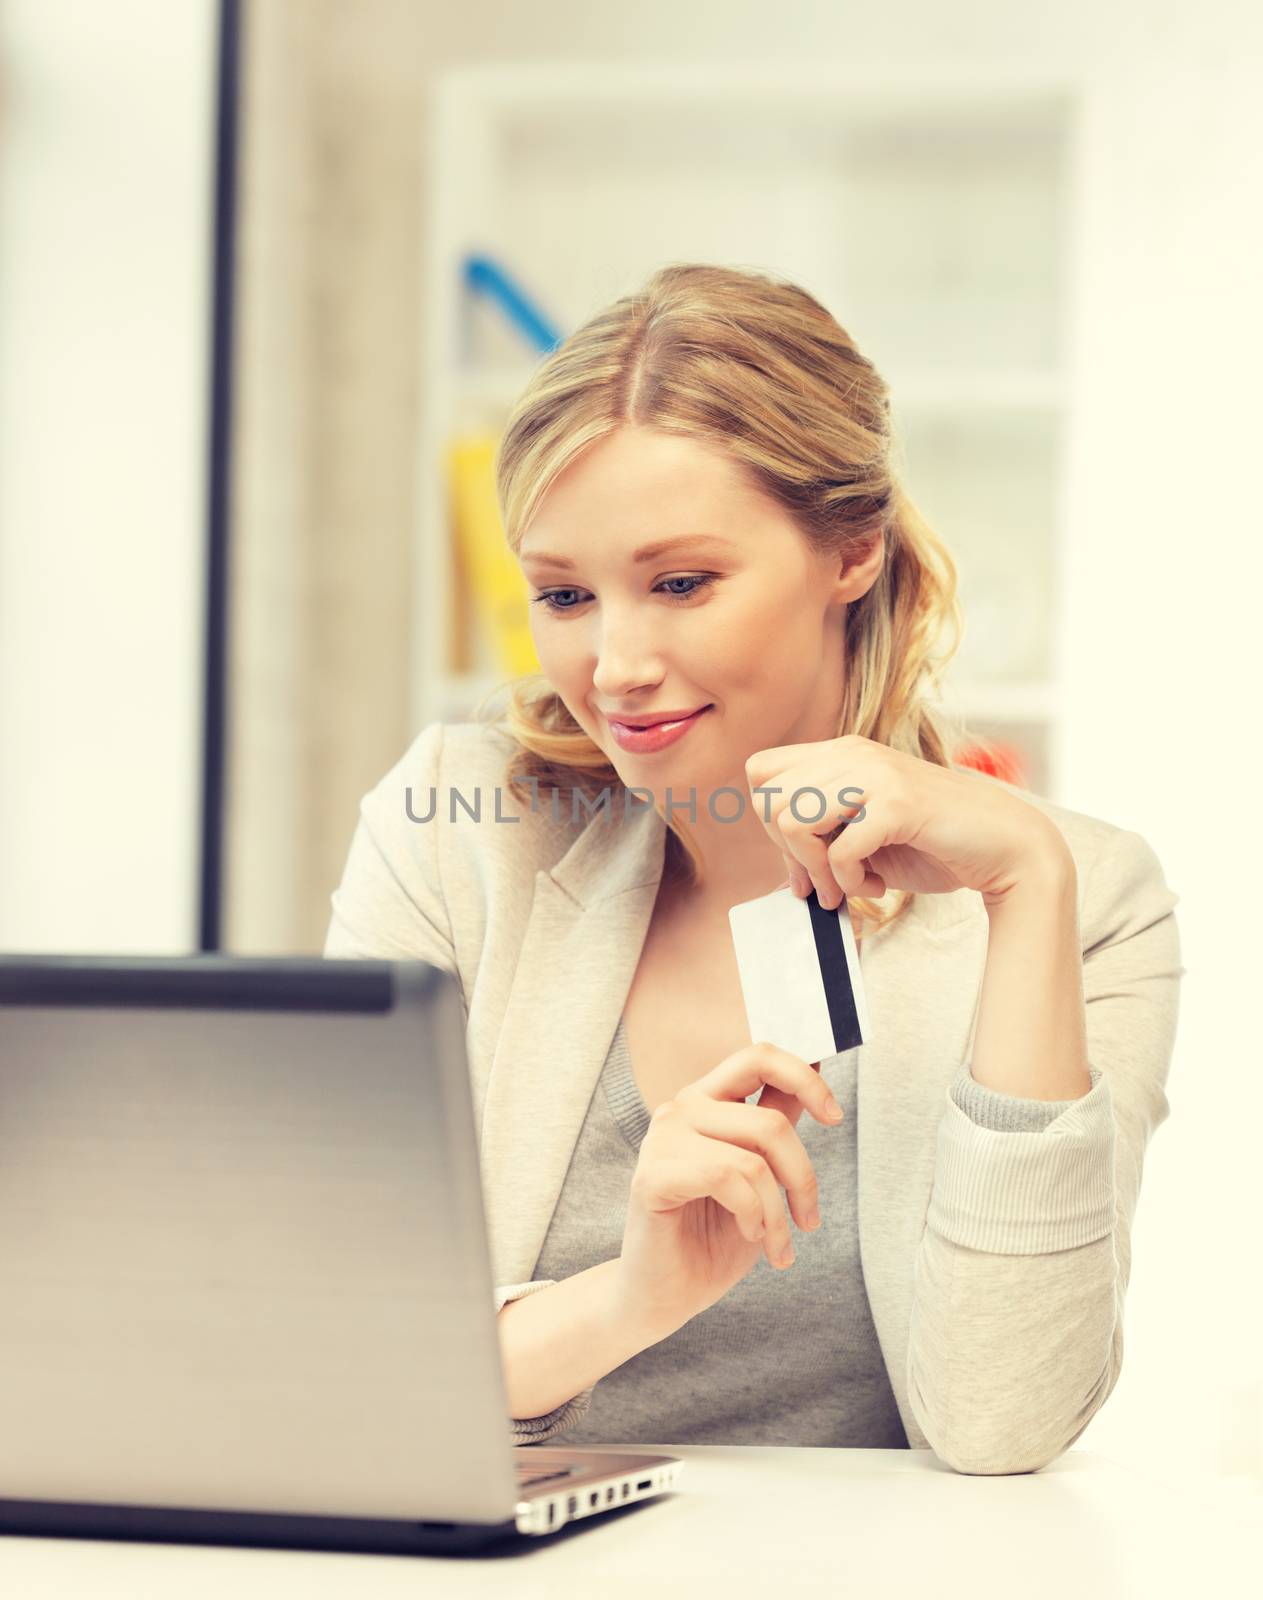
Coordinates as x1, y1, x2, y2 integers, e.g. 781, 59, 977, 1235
0, 0, 1259, 1493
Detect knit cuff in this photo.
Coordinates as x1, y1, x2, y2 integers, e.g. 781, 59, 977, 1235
926, 1066, 1116, 1254
950, 1063, 1093, 1132
494, 1278, 597, 1444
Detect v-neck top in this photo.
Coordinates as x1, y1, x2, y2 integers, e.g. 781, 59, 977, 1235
531, 1015, 908, 1446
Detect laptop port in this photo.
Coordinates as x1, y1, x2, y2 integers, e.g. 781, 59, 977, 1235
567, 1495, 578, 1514
636, 1479, 652, 1490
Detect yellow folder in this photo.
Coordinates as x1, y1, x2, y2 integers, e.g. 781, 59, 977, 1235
446, 433, 540, 677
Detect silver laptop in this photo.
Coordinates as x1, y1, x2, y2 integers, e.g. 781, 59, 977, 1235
0, 954, 682, 1553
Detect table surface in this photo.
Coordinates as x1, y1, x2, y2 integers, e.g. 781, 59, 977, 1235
1, 1446, 1258, 1599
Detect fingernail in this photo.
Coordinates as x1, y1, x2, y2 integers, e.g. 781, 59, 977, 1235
824, 1094, 843, 1120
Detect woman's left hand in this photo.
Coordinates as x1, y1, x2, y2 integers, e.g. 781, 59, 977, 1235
744, 734, 1073, 911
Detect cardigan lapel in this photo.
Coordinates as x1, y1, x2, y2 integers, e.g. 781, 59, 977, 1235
478, 799, 668, 1289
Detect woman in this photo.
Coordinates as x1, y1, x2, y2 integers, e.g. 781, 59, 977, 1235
325, 264, 1183, 1473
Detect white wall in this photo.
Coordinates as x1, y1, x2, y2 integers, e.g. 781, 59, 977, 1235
1056, 18, 1263, 1483
0, 0, 217, 953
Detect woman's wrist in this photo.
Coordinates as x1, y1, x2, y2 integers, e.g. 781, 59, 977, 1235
497, 1257, 678, 1421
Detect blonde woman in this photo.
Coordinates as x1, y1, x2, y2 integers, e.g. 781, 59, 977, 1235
325, 264, 1183, 1474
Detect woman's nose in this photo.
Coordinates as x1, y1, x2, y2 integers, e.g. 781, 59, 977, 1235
591, 617, 664, 696
592, 656, 663, 697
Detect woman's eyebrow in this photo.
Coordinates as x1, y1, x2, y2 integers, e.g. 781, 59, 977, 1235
520, 534, 737, 572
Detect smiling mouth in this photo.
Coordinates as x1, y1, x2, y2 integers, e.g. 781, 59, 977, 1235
606, 706, 711, 729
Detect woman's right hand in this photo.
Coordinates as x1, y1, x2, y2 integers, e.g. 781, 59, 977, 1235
613, 1041, 845, 1339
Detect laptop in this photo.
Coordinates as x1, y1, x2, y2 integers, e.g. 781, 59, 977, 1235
0, 953, 683, 1553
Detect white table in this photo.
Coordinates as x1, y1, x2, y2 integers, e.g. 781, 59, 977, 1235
2, 1446, 1258, 1599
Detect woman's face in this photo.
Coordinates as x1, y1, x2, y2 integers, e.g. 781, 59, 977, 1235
517, 425, 876, 799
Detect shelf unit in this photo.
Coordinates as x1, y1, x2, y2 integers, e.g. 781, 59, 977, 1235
417, 64, 1080, 798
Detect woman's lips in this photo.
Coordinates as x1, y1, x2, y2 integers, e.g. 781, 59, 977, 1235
607, 706, 712, 753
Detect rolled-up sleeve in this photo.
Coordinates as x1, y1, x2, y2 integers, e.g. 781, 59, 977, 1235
907, 828, 1184, 1475
494, 1281, 597, 1444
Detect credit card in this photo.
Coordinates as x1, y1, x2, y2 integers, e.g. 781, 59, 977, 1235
728, 884, 870, 1066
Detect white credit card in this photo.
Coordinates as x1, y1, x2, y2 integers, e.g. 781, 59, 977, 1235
728, 885, 870, 1066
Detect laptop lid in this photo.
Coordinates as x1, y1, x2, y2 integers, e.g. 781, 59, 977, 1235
0, 954, 523, 1528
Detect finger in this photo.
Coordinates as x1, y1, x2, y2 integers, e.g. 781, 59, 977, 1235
682, 1041, 842, 1128
638, 1121, 767, 1244
775, 865, 812, 898
686, 1127, 797, 1269
774, 802, 846, 908
678, 1097, 821, 1234
712, 1168, 768, 1245
785, 858, 813, 898
744, 742, 831, 800
745, 754, 847, 904
756, 1060, 826, 1130
740, 1144, 798, 1269
824, 814, 887, 899
778, 791, 872, 910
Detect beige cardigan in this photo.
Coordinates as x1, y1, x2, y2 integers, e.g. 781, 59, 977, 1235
323, 718, 1184, 1474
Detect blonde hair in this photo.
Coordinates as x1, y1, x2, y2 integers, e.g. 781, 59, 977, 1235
474, 262, 972, 940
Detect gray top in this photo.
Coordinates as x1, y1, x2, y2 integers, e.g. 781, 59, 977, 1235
530, 1014, 1070, 1447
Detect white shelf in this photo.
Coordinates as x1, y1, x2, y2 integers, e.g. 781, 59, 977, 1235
432, 61, 1076, 116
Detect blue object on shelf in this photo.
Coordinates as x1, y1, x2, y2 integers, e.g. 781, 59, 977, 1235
463, 254, 564, 355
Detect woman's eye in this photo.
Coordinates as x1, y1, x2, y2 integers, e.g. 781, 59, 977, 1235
659, 575, 715, 601
530, 587, 584, 613
530, 574, 717, 614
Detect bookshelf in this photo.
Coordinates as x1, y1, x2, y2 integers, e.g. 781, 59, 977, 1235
417, 65, 1079, 798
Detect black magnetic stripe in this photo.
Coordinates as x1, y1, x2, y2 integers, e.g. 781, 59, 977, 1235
806, 891, 863, 1055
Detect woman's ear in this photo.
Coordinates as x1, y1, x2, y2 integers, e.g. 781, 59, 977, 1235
834, 532, 885, 605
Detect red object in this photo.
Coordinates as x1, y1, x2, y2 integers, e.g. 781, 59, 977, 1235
954, 739, 1027, 788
